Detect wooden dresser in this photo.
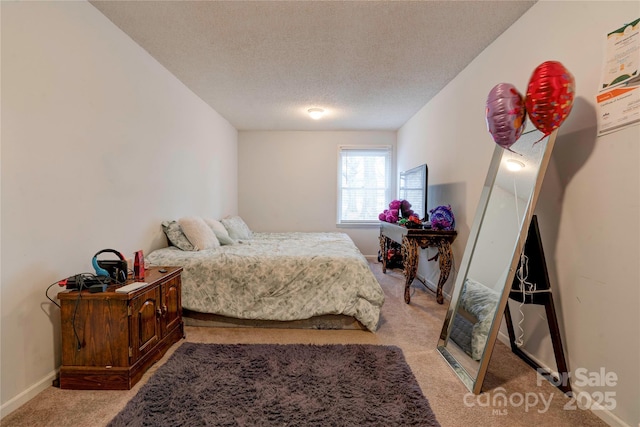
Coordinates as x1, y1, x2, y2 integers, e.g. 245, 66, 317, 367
57, 266, 184, 389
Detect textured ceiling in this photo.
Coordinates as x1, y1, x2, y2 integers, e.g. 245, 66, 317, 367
90, 1, 535, 131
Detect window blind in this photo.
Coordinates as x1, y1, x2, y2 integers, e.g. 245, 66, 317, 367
337, 146, 392, 225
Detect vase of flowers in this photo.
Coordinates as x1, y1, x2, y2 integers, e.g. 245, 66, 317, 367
379, 199, 415, 224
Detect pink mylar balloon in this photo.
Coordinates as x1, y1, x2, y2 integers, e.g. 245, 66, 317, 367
486, 83, 527, 151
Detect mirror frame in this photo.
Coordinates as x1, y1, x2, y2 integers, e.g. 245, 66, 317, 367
437, 129, 558, 394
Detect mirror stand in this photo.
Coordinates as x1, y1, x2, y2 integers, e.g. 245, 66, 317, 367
504, 215, 571, 395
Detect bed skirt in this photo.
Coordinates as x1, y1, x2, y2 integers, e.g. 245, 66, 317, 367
183, 309, 367, 330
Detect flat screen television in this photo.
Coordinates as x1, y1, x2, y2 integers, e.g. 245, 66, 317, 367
399, 164, 428, 221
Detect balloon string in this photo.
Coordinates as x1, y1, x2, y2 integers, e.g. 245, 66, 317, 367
512, 178, 536, 347
532, 133, 548, 145
513, 179, 525, 347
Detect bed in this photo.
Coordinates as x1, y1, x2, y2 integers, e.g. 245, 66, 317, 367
146, 217, 385, 332
449, 277, 500, 360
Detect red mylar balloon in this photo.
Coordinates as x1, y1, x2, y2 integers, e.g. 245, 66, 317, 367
486, 83, 527, 151
525, 61, 575, 137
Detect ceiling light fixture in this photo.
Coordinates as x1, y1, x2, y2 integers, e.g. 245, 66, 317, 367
506, 159, 525, 171
308, 108, 325, 120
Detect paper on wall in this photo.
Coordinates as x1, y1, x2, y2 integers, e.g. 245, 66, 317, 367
597, 18, 640, 136
596, 85, 640, 136
600, 18, 639, 90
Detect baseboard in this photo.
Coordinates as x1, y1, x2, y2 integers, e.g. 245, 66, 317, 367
587, 404, 634, 427
497, 330, 510, 346
0, 369, 58, 420
420, 275, 438, 293
496, 338, 632, 427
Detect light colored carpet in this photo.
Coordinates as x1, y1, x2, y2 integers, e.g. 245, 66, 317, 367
2, 260, 606, 427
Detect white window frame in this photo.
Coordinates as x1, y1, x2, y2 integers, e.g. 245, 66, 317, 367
336, 145, 393, 227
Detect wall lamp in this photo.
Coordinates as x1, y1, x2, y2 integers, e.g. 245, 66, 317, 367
506, 159, 525, 171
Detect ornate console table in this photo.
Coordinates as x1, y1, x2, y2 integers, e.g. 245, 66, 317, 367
379, 222, 457, 304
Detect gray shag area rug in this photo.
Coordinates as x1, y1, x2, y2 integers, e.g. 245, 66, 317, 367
108, 343, 440, 427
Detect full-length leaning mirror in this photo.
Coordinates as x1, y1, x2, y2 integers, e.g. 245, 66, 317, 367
437, 127, 558, 394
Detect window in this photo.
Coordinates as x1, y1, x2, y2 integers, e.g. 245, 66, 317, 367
398, 164, 428, 220
337, 146, 392, 225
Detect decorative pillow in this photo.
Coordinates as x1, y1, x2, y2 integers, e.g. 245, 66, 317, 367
178, 217, 220, 250
161, 221, 196, 251
203, 218, 235, 245
459, 278, 500, 361
221, 216, 253, 241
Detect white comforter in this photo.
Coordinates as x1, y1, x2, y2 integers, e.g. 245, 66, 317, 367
146, 232, 385, 331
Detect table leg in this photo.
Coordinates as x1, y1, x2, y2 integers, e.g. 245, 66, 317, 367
435, 240, 453, 304
379, 235, 388, 273
401, 236, 419, 304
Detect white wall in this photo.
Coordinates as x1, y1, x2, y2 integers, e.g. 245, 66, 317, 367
398, 2, 639, 426
238, 131, 396, 256
1, 1, 237, 416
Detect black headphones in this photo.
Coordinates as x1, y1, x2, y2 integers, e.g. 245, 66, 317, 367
92, 249, 127, 283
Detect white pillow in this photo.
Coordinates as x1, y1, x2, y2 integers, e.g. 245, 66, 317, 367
221, 216, 253, 241
178, 216, 220, 250
203, 218, 235, 245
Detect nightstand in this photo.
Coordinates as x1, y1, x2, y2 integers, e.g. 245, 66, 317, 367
57, 266, 184, 389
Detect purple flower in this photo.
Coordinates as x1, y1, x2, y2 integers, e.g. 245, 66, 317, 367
389, 200, 402, 210
429, 205, 455, 230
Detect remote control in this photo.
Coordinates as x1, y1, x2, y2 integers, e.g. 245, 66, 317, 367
115, 282, 149, 293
